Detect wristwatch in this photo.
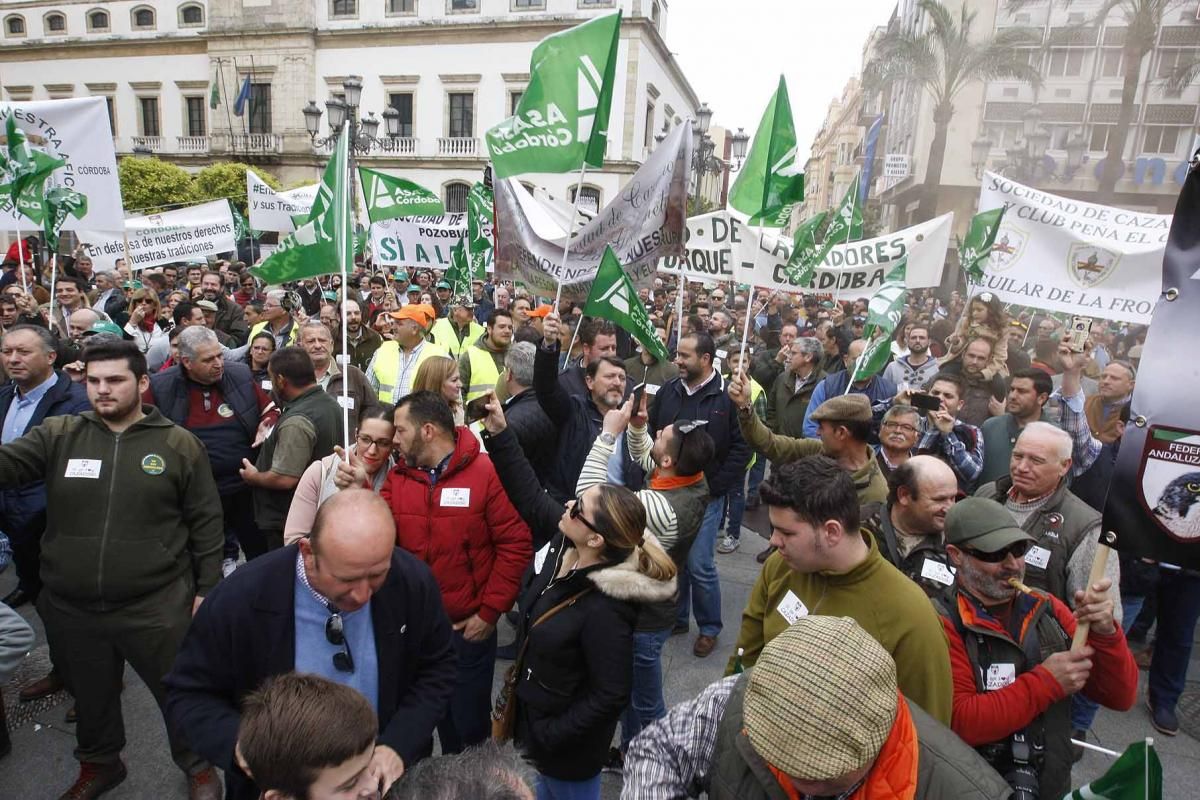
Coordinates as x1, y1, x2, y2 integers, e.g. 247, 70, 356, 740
599, 432, 617, 446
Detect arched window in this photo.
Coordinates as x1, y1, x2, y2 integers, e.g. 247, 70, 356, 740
444, 182, 470, 213
132, 6, 156, 30
179, 4, 204, 26
4, 15, 25, 37
571, 185, 602, 213
44, 12, 67, 33
87, 9, 110, 32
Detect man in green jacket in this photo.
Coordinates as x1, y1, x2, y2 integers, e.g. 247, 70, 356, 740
727, 456, 953, 726
0, 339, 223, 800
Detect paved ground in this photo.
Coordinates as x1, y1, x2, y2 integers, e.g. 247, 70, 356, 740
2, 508, 1198, 798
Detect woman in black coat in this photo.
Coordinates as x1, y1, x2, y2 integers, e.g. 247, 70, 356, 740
480, 396, 676, 800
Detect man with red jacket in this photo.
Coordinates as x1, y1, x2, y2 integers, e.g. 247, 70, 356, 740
937, 497, 1137, 800
371, 390, 531, 754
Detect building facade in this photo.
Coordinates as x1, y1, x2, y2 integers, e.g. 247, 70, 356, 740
0, 0, 701, 215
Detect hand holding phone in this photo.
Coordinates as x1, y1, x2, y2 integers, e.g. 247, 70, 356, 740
909, 392, 942, 413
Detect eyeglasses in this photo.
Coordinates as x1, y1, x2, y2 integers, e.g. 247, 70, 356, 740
325, 609, 355, 672
674, 419, 709, 461
962, 540, 1032, 563
356, 434, 393, 452
569, 495, 603, 536
882, 421, 919, 434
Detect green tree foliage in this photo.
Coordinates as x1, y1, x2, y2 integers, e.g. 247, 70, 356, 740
194, 162, 281, 216
118, 156, 196, 214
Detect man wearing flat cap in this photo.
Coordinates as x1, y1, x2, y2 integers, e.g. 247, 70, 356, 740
937, 497, 1137, 800
727, 456, 953, 725
623, 616, 1010, 799
366, 304, 446, 404
729, 379, 887, 505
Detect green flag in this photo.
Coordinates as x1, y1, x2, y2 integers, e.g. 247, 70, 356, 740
358, 167, 444, 222
1066, 740, 1162, 800
727, 76, 805, 227
823, 174, 864, 246
486, 11, 621, 178
42, 186, 87, 250
781, 212, 827, 288
209, 68, 220, 110
445, 236, 472, 299
466, 182, 493, 282
958, 207, 1005, 284
5, 112, 65, 223
584, 247, 669, 362
851, 257, 907, 382
251, 123, 352, 285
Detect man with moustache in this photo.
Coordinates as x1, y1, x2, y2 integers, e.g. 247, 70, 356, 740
199, 271, 248, 345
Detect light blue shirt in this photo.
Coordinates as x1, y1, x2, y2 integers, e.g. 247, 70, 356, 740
292, 553, 379, 713
2, 374, 58, 445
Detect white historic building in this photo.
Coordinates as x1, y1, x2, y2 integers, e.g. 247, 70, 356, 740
0, 0, 704, 214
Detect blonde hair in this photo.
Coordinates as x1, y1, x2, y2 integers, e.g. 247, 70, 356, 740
413, 355, 461, 410
130, 287, 160, 314
591, 484, 677, 582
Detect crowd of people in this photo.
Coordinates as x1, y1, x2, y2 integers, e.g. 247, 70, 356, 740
0, 237, 1193, 800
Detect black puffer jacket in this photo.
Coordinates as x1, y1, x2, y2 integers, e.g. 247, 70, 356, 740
503, 388, 558, 488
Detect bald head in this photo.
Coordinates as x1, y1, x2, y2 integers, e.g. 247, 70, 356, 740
890, 455, 959, 535
69, 308, 101, 340
302, 489, 396, 612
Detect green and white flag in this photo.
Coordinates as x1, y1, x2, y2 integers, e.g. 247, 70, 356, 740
486, 11, 621, 178
466, 182, 494, 281
251, 123, 352, 285
5, 112, 65, 224
584, 247, 670, 362
727, 76, 805, 228
358, 167, 443, 222
42, 186, 87, 250
958, 206, 1005, 284
1066, 740, 1162, 800
851, 256, 907, 383
822, 173, 864, 247
445, 236, 472, 299
781, 212, 827, 288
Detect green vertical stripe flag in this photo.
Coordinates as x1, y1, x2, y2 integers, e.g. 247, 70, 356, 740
1066, 740, 1162, 800
5, 112, 66, 224
958, 206, 1005, 284
851, 256, 907, 382
782, 211, 828, 288
358, 167, 443, 222
251, 122, 352, 284
486, 11, 622, 178
42, 186, 87, 250
727, 75, 805, 227
584, 247, 669, 362
466, 181, 493, 282
445, 236, 472, 300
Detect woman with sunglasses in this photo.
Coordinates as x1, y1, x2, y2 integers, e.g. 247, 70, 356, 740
283, 406, 396, 545
241, 331, 276, 385
122, 288, 168, 354
940, 290, 1010, 379
477, 397, 676, 800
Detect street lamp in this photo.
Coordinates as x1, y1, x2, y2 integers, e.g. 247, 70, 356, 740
731, 128, 750, 166
696, 102, 713, 134
686, 106, 744, 212
970, 136, 993, 177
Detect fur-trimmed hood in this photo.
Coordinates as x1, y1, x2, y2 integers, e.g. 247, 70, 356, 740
586, 532, 677, 603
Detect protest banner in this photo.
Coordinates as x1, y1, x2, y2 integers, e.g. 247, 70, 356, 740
659, 210, 951, 293
1104, 158, 1200, 569
370, 213, 496, 273
976, 171, 1171, 324
79, 200, 236, 271
246, 169, 318, 233
0, 97, 124, 232
493, 122, 689, 299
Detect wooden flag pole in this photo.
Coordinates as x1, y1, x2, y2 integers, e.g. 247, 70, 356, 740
1071, 530, 1118, 652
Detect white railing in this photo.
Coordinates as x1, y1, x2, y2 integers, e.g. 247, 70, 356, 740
375, 136, 418, 156
231, 133, 281, 153
437, 137, 478, 157
131, 135, 162, 152
177, 136, 209, 153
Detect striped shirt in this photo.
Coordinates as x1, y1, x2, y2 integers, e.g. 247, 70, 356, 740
576, 425, 679, 548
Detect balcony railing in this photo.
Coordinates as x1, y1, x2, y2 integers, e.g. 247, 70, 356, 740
231, 133, 282, 154
437, 137, 479, 157
131, 136, 162, 152
313, 136, 419, 156
177, 136, 209, 153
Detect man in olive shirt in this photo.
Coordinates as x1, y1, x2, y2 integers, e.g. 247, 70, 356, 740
239, 346, 343, 552
727, 457, 953, 725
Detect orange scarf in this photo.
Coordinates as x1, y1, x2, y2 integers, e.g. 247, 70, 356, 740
648, 470, 706, 491
767, 693, 918, 800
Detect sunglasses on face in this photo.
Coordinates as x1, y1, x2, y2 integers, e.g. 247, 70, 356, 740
962, 539, 1032, 563
325, 609, 355, 673
569, 495, 603, 536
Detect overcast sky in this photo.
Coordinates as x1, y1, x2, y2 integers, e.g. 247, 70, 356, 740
668, 0, 899, 161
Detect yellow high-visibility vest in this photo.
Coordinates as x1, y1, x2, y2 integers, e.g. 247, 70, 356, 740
370, 340, 448, 403
463, 344, 503, 403
430, 318, 483, 359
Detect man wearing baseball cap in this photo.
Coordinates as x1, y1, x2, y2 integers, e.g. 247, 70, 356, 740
623, 616, 1010, 799
937, 497, 1137, 800
430, 296, 484, 360
365, 304, 446, 404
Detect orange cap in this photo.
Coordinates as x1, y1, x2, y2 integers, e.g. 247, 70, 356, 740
527, 304, 554, 319
390, 303, 436, 327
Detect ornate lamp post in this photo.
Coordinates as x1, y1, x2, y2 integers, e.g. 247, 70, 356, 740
684, 104, 749, 211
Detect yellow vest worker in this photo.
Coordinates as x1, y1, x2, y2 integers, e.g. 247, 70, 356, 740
430, 314, 484, 359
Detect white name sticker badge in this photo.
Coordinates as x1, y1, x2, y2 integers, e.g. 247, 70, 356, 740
64, 459, 102, 479
261, 380, 273, 391
985, 663, 1016, 691
440, 487, 471, 508
337, 396, 356, 410
1025, 545, 1051, 570
645, 384, 661, 396
775, 590, 809, 625
533, 543, 551, 574
920, 559, 956, 586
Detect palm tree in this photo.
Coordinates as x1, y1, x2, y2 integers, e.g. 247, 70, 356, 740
863, 0, 1042, 222
1009, 1, 1186, 202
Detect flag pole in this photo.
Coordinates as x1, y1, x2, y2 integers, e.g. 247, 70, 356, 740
674, 276, 685, 352
48, 253, 58, 333
735, 224, 764, 376
14, 214, 28, 295
551, 162, 588, 315
337, 121, 352, 457
831, 177, 859, 312
1145, 737, 1153, 796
